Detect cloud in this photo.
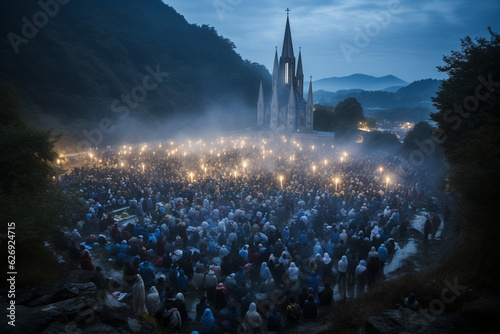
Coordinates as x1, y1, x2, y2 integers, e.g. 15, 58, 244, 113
164, 0, 500, 82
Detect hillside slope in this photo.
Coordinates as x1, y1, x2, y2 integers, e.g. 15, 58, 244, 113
0, 0, 270, 151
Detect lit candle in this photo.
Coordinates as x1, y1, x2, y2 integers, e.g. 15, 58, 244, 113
312, 165, 316, 175
190, 172, 194, 183
386, 177, 390, 192
335, 178, 339, 192
280, 175, 283, 190
324, 159, 327, 167
142, 163, 145, 173
380, 167, 383, 174
243, 161, 247, 174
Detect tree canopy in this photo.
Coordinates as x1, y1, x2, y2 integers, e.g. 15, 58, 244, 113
0, 83, 81, 264
431, 28, 500, 219
430, 29, 500, 281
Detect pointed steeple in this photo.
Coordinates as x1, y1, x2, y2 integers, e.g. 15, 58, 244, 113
296, 47, 304, 97
281, 16, 294, 60
306, 76, 314, 132
272, 47, 279, 88
279, 14, 296, 86
257, 80, 264, 127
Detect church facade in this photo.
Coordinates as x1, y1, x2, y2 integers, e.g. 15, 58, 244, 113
257, 14, 314, 133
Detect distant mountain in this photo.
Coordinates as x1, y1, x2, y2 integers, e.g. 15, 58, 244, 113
314, 74, 409, 92
0, 0, 271, 152
314, 79, 442, 122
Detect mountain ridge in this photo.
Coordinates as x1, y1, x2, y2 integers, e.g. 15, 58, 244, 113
314, 73, 410, 92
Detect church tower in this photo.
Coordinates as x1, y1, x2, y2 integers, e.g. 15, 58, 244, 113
257, 9, 314, 133
279, 13, 295, 87
296, 48, 304, 97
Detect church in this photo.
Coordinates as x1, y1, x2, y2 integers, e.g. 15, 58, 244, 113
257, 11, 314, 133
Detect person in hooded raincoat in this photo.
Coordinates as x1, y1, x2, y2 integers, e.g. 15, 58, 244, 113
244, 302, 263, 334
338, 255, 348, 289
146, 286, 162, 316
172, 292, 188, 323
356, 260, 367, 293
287, 262, 299, 288
200, 308, 217, 334
133, 274, 147, 315
177, 269, 189, 293
308, 271, 319, 293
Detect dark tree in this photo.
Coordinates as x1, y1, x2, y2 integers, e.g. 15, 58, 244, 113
431, 29, 500, 283
333, 97, 365, 141
0, 83, 84, 285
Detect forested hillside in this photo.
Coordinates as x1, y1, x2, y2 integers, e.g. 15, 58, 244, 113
0, 0, 270, 152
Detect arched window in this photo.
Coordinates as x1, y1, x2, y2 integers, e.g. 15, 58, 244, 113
285, 62, 289, 84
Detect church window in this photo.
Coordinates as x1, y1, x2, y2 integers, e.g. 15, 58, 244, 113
285, 62, 289, 83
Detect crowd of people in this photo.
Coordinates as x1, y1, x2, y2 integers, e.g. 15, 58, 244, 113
59, 135, 434, 333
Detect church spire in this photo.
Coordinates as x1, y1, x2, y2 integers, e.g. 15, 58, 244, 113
272, 47, 279, 88
306, 75, 314, 132
279, 12, 295, 86
296, 47, 304, 97
281, 15, 294, 61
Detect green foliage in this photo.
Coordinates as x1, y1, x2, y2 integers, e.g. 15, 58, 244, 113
333, 97, 365, 138
362, 131, 401, 151
431, 29, 500, 275
403, 121, 435, 151
0, 0, 271, 146
313, 104, 335, 131
0, 83, 80, 264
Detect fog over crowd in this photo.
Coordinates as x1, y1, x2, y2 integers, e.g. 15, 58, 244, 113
57, 133, 435, 333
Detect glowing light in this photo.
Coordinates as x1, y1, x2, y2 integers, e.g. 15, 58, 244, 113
324, 159, 327, 166
121, 162, 124, 167
312, 165, 316, 175
142, 163, 145, 173
190, 172, 193, 183
280, 175, 283, 190
386, 177, 390, 192
379, 167, 383, 174
57, 159, 60, 165
335, 178, 339, 192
